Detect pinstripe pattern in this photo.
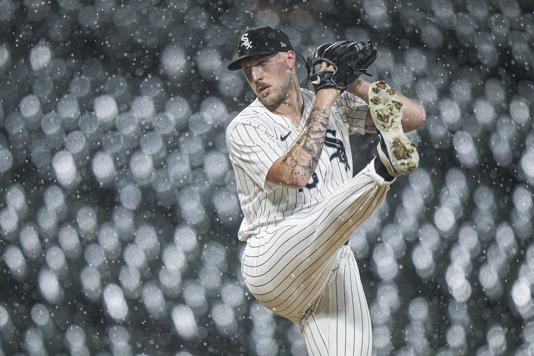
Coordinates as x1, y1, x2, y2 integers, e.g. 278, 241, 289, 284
226, 89, 367, 241
241, 161, 389, 325
302, 246, 372, 356
227, 87, 386, 356
337, 92, 369, 135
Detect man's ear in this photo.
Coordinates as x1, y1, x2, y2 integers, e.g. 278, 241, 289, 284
286, 50, 296, 69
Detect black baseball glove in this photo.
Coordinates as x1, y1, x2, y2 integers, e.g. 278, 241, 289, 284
305, 40, 377, 93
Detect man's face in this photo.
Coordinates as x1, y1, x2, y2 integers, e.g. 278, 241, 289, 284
241, 52, 292, 107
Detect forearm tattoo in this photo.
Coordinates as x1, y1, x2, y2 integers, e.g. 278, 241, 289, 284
282, 106, 329, 183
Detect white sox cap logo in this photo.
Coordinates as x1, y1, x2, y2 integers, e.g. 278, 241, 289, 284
240, 33, 252, 49
228, 27, 293, 70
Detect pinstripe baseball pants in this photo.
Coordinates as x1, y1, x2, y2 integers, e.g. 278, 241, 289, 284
241, 160, 392, 355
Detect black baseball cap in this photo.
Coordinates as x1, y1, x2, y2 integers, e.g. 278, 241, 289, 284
227, 26, 294, 71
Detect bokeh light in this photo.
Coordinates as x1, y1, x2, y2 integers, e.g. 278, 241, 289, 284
0, 0, 533, 355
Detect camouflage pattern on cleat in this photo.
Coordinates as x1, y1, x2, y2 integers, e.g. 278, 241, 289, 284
369, 80, 419, 176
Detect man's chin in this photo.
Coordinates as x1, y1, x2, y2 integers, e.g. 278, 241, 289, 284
258, 96, 277, 107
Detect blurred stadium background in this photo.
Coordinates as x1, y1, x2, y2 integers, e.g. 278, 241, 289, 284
0, 0, 534, 355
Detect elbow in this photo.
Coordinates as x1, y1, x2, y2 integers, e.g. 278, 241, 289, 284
266, 166, 309, 190
284, 174, 308, 190
293, 179, 308, 190
416, 105, 426, 129
405, 105, 426, 132
267, 159, 316, 190
273, 179, 307, 190
288, 173, 313, 190
402, 104, 426, 133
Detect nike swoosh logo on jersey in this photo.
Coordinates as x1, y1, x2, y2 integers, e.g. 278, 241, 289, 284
280, 132, 291, 141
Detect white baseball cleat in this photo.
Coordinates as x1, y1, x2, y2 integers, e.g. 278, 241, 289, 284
368, 80, 419, 176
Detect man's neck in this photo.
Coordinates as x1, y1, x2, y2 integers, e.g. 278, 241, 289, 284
268, 77, 303, 126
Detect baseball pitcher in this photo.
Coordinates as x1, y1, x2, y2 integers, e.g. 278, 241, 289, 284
225, 26, 425, 355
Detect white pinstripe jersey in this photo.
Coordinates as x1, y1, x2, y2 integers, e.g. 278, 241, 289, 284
226, 88, 368, 241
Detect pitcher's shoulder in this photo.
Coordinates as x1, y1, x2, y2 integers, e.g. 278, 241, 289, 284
226, 107, 271, 141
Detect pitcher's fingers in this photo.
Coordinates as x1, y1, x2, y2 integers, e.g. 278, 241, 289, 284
320, 61, 335, 71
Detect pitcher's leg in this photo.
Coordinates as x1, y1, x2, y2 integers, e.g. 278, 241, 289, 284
242, 160, 390, 322
301, 246, 372, 356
